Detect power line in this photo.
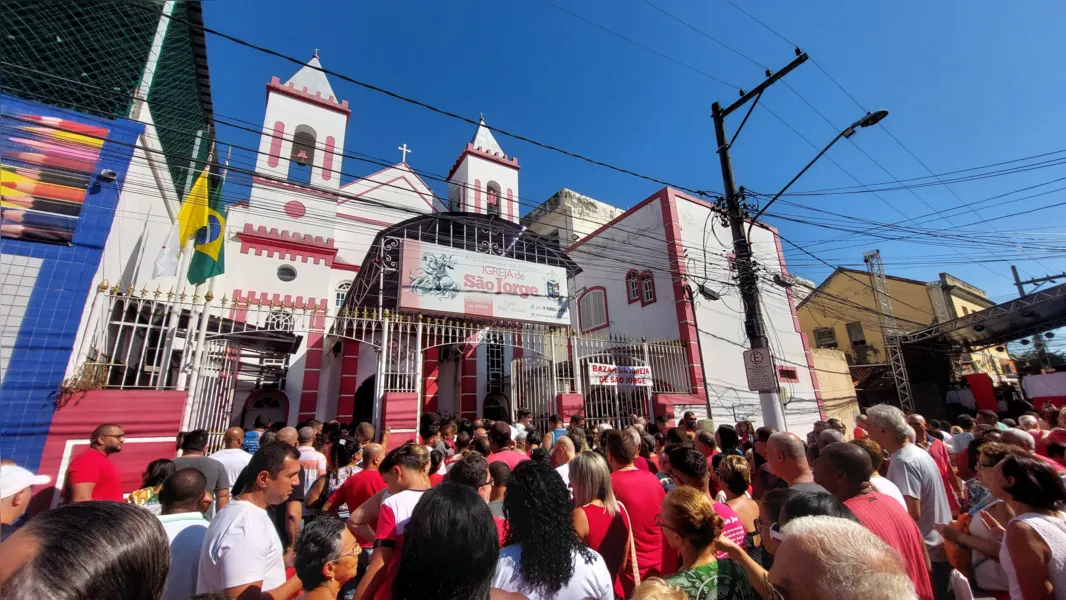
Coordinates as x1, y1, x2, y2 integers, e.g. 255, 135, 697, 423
132, 2, 713, 197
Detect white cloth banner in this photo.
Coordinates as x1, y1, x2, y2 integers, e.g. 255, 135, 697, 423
1022, 372, 1066, 399
588, 363, 652, 387
152, 221, 181, 279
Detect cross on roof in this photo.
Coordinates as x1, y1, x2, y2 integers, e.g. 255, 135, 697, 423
398, 143, 412, 164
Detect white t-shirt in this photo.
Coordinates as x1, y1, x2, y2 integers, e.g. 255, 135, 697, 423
555, 462, 571, 490
209, 448, 252, 491
158, 512, 209, 600
492, 544, 613, 600
197, 500, 286, 594
869, 475, 908, 510
887, 442, 952, 560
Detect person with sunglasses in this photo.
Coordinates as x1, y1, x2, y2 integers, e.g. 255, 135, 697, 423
658, 486, 758, 599
293, 518, 362, 599
65, 423, 125, 502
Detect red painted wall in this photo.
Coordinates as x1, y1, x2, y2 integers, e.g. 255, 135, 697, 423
33, 389, 186, 509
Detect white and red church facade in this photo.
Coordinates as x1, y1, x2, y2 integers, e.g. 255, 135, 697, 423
62, 52, 826, 454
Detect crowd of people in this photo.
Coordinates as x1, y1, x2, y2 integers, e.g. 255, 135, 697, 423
3, 405, 1066, 600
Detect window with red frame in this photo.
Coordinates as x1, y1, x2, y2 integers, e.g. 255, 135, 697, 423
625, 270, 640, 304
578, 287, 609, 333
640, 271, 656, 305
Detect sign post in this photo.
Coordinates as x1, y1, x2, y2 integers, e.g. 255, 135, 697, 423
743, 348, 777, 392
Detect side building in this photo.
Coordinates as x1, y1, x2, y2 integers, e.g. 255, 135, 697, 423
0, 0, 214, 485
796, 267, 1016, 408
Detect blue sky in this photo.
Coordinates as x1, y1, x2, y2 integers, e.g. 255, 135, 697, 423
202, 0, 1066, 328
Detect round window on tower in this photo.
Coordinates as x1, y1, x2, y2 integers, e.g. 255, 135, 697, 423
277, 265, 297, 282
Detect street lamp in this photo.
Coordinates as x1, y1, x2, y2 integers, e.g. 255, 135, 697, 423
747, 109, 889, 240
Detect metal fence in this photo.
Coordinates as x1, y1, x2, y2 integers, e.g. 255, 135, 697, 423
74, 288, 698, 436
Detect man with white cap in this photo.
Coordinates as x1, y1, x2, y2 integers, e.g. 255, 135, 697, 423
1, 463, 51, 541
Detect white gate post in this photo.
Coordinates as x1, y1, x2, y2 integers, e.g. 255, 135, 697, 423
571, 331, 583, 397
374, 313, 390, 434
642, 337, 654, 420
414, 316, 424, 435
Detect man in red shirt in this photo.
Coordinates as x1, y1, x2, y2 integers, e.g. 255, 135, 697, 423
486, 422, 528, 470
326, 442, 386, 577
605, 429, 665, 597
814, 441, 934, 600
65, 423, 124, 502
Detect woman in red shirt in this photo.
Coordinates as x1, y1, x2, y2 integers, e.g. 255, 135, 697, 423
570, 452, 632, 598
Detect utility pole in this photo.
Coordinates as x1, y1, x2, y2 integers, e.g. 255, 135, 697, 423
711, 51, 808, 430
1011, 265, 1063, 368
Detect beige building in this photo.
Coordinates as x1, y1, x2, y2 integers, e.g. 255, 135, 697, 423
522, 188, 624, 248
797, 269, 1016, 381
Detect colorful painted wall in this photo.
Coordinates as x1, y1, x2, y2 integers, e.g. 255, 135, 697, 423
0, 94, 143, 469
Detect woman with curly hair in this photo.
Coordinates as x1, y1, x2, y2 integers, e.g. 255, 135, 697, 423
492, 460, 613, 599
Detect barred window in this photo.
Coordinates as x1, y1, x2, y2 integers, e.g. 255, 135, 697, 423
814, 327, 838, 349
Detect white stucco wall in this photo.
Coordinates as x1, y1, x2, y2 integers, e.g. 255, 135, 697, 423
675, 196, 820, 433
567, 196, 678, 340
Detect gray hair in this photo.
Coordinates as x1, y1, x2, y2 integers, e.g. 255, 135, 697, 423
779, 516, 917, 600
1019, 415, 1039, 431
297, 426, 315, 444
818, 429, 844, 449
865, 405, 910, 444
1002, 429, 1036, 452
905, 425, 916, 443
768, 432, 807, 460
293, 518, 344, 590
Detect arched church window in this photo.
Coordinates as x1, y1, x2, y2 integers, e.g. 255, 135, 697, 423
486, 181, 501, 216
625, 270, 640, 304
288, 126, 317, 185
336, 281, 351, 308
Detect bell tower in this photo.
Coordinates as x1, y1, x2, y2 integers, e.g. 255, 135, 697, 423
255, 51, 350, 190
446, 117, 520, 222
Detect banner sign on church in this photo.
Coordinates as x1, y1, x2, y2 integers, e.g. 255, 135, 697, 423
588, 363, 653, 387
398, 239, 570, 325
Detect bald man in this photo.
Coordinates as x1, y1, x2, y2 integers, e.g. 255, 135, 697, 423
276, 426, 298, 447
813, 443, 934, 599
551, 435, 576, 490
766, 432, 828, 493
210, 426, 252, 488
326, 443, 387, 562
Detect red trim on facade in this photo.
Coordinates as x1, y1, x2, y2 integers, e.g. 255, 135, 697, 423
338, 172, 436, 210
283, 200, 306, 219
577, 286, 610, 333
771, 229, 827, 419
267, 121, 284, 168
267, 77, 351, 117
460, 346, 479, 417
566, 190, 663, 253
252, 174, 339, 200
625, 270, 641, 304
777, 366, 800, 383
423, 347, 440, 413
335, 212, 393, 228
506, 189, 514, 222
331, 260, 361, 273
474, 179, 482, 213
322, 136, 336, 182
336, 341, 360, 420
661, 189, 706, 401
231, 290, 328, 313
237, 223, 338, 265
639, 270, 657, 306
446, 143, 520, 181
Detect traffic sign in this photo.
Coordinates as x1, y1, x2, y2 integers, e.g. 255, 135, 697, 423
743, 348, 777, 392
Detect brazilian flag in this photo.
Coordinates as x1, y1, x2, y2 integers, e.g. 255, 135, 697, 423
187, 162, 226, 286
